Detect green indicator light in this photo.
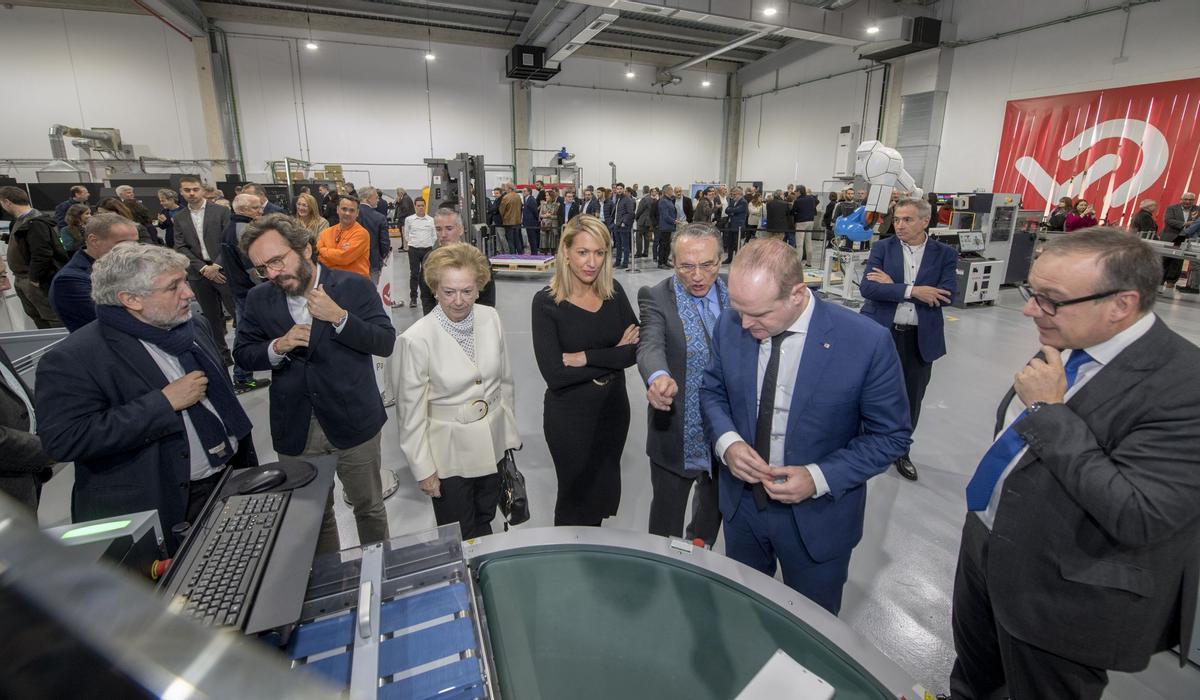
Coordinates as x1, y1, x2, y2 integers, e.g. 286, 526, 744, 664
61, 520, 132, 540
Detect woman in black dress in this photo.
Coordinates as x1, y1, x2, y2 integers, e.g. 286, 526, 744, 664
532, 214, 639, 526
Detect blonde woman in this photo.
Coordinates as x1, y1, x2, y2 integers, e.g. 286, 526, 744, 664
294, 192, 329, 241
396, 243, 520, 539
530, 214, 639, 527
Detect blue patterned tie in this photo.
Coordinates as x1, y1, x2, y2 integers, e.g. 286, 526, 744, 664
696, 297, 717, 336
965, 350, 1094, 511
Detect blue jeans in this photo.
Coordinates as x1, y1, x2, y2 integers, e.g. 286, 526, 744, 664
233, 296, 251, 382
613, 227, 631, 267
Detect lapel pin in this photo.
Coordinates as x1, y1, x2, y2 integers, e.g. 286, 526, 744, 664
823, 343, 831, 349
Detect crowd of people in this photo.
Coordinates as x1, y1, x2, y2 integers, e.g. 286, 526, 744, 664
1, 175, 1199, 699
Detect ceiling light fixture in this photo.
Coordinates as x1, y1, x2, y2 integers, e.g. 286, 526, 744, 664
866, 25, 880, 35
702, 59, 710, 87
625, 65, 635, 78
304, 9, 318, 50
762, 7, 777, 17
424, 3, 435, 61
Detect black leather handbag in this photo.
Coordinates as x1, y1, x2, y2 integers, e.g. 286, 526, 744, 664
497, 449, 529, 528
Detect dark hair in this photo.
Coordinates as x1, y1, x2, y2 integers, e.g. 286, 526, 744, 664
414, 197, 426, 204
0, 186, 30, 205
66, 203, 91, 227
797, 185, 808, 196
178, 174, 202, 186
614, 182, 625, 188
97, 197, 132, 219
1038, 226, 1162, 312
240, 213, 313, 256
70, 185, 89, 197
335, 194, 360, 207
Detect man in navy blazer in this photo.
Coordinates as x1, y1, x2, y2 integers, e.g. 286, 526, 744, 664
859, 198, 956, 481
49, 213, 139, 332
701, 239, 910, 614
722, 187, 748, 264
235, 214, 395, 554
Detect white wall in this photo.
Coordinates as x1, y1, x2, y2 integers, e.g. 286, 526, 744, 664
531, 56, 725, 189
0, 6, 208, 182
934, 0, 1200, 191
222, 22, 513, 192
737, 44, 881, 192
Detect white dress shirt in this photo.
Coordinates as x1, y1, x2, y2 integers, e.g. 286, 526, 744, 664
266, 266, 348, 366
0, 361, 35, 432
714, 297, 830, 499
895, 238, 927, 326
405, 214, 436, 248
978, 312, 1157, 529
189, 204, 210, 261
139, 341, 235, 481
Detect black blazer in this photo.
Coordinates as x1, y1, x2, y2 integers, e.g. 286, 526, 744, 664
0, 345, 52, 511
763, 198, 793, 232
233, 265, 396, 455
35, 317, 256, 551
172, 203, 232, 278
986, 317, 1200, 671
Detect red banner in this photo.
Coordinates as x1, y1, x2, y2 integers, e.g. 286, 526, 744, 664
992, 77, 1200, 228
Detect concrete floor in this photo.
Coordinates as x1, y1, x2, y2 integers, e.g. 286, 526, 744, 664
14, 255, 1200, 698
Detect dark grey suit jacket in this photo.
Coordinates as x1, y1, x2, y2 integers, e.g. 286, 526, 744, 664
636, 275, 725, 475
172, 203, 232, 278
0, 346, 52, 511
987, 317, 1200, 671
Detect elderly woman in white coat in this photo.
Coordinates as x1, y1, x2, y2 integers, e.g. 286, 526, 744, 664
395, 242, 521, 539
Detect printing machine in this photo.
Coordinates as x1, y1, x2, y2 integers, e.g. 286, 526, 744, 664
931, 229, 1002, 308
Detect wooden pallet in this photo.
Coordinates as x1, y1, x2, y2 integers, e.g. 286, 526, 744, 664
490, 255, 555, 273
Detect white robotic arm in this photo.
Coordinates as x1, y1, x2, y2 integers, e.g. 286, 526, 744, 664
855, 140, 923, 213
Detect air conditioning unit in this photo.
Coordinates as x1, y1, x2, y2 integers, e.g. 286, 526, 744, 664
857, 16, 941, 61
834, 123, 860, 179
506, 44, 561, 81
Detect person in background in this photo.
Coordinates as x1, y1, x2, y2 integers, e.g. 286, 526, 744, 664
97, 197, 156, 245
532, 215, 639, 527
859, 198, 957, 482
322, 184, 341, 222
220, 194, 271, 394
49, 213, 139, 332
1047, 196, 1074, 231
54, 186, 91, 228
116, 186, 158, 241
539, 188, 562, 256
36, 244, 257, 553
637, 223, 727, 546
634, 187, 658, 260
404, 197, 437, 309
396, 243, 520, 539
821, 191, 839, 237
203, 187, 222, 205
239, 182, 284, 216
418, 208, 497, 314
791, 186, 819, 265
657, 185, 679, 270
60, 203, 90, 253
558, 189, 580, 233
1131, 199, 1158, 237
318, 194, 372, 280
237, 214, 394, 554
0, 342, 54, 514
522, 187, 541, 255
487, 187, 504, 248
722, 187, 748, 264
1160, 192, 1198, 295
700, 239, 910, 614
951, 228, 1200, 700
294, 192, 329, 242
745, 192, 764, 244
1, 186, 67, 328
156, 188, 183, 248
357, 187, 391, 285
693, 187, 714, 227
1064, 199, 1097, 232
761, 190, 792, 241
172, 175, 235, 367
373, 190, 389, 220
394, 187, 416, 229
612, 182, 636, 270
677, 186, 695, 225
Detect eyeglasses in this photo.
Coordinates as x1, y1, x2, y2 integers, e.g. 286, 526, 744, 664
253, 249, 294, 277
1018, 284, 1124, 316
675, 261, 720, 275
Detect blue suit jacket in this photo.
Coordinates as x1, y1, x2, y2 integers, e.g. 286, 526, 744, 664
233, 265, 396, 455
725, 198, 748, 230
35, 316, 257, 550
49, 249, 95, 332
699, 297, 911, 563
858, 235, 958, 364
658, 197, 679, 233
358, 203, 391, 271
522, 195, 541, 228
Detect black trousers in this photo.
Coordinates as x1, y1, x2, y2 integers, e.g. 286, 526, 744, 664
636, 225, 652, 257
656, 228, 673, 266
648, 461, 721, 545
721, 229, 738, 260
407, 246, 432, 301
432, 472, 502, 540
191, 275, 236, 364
891, 324, 932, 458
951, 515, 1109, 700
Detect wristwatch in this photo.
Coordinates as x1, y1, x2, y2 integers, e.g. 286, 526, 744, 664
1027, 401, 1050, 414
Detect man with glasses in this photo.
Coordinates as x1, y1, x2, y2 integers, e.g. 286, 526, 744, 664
859, 197, 957, 481
636, 223, 729, 545
236, 214, 395, 554
950, 228, 1200, 699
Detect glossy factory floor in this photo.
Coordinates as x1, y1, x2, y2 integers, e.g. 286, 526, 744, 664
13, 256, 1200, 699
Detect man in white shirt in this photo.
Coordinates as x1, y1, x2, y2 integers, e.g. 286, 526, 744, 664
403, 197, 436, 308
951, 228, 1200, 700
700, 239, 910, 614
172, 174, 235, 367
859, 198, 957, 480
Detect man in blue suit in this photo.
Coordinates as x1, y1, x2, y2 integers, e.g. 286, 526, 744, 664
358, 187, 392, 284
235, 214, 395, 554
722, 187, 748, 264
521, 188, 541, 254
859, 198, 956, 481
701, 239, 911, 614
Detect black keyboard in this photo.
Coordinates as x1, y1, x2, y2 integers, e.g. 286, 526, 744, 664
173, 492, 290, 628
